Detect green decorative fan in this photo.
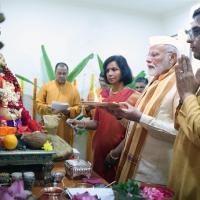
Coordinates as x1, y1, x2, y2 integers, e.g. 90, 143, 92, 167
67, 53, 94, 82
41, 45, 94, 82
127, 70, 146, 89
15, 74, 34, 85
41, 45, 55, 80
97, 54, 104, 73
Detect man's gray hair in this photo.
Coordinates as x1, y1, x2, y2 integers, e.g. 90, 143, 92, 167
162, 44, 179, 59
164, 44, 178, 55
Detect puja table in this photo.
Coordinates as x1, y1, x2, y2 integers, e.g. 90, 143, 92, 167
32, 161, 108, 198
0, 150, 55, 184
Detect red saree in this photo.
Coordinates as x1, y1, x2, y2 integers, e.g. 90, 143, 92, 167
93, 88, 138, 182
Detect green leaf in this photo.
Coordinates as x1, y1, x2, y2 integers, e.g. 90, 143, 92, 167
41, 45, 55, 80
97, 54, 104, 73
76, 128, 88, 136
135, 71, 146, 79
76, 114, 84, 120
127, 70, 146, 89
112, 179, 143, 200
0, 13, 5, 23
90, 74, 95, 90
15, 74, 34, 85
67, 53, 94, 82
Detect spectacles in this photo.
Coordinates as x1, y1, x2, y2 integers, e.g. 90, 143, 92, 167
186, 26, 200, 39
136, 86, 145, 89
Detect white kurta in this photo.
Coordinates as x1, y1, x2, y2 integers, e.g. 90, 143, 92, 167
134, 84, 178, 185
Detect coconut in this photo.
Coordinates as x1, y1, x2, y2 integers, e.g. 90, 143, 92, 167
22, 131, 47, 149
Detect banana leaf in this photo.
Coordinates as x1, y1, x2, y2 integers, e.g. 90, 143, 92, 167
90, 74, 95, 90
127, 70, 146, 89
97, 54, 104, 73
67, 53, 94, 82
0, 13, 5, 23
41, 45, 55, 80
15, 74, 34, 85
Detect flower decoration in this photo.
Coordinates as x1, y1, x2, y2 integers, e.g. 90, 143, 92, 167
0, 54, 42, 132
112, 179, 173, 200
42, 140, 53, 151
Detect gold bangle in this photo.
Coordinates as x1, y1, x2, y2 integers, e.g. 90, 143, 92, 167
109, 150, 119, 160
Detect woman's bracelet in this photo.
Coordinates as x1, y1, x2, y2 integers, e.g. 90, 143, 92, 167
109, 150, 119, 160
82, 120, 86, 128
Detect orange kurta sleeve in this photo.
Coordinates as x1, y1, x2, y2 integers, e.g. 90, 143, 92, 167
68, 86, 81, 118
36, 83, 52, 115
178, 94, 200, 147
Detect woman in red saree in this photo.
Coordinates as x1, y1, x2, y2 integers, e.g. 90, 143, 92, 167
67, 55, 140, 182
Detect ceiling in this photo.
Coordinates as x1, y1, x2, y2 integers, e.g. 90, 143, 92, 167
74, 0, 199, 17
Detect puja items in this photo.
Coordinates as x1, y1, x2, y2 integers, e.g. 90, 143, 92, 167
43, 114, 61, 135
47, 134, 73, 161
0, 179, 32, 200
11, 172, 23, 182
64, 188, 114, 200
38, 186, 67, 200
0, 126, 17, 150
113, 179, 174, 200
22, 131, 47, 149
140, 183, 174, 200
3, 134, 18, 150
71, 191, 100, 200
0, 150, 55, 186
64, 159, 92, 179
0, 126, 16, 136
0, 172, 10, 185
51, 171, 65, 187
23, 172, 35, 191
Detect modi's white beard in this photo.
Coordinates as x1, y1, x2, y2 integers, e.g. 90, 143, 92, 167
148, 62, 171, 77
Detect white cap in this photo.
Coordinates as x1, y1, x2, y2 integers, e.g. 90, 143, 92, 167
149, 36, 180, 50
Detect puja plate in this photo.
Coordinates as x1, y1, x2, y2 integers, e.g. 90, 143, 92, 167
81, 101, 119, 108
64, 188, 114, 200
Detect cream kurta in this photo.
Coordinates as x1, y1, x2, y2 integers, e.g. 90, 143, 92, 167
168, 95, 200, 199
129, 84, 178, 184
36, 80, 80, 145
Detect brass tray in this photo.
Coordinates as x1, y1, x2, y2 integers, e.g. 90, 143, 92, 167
81, 101, 119, 108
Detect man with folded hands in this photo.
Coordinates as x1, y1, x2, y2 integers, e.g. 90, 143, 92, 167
168, 8, 200, 199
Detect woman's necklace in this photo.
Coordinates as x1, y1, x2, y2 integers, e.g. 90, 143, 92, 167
109, 87, 124, 95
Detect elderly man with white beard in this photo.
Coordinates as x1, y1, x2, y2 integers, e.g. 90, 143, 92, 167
108, 38, 179, 185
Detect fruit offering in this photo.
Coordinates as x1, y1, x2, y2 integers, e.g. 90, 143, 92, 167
3, 134, 18, 150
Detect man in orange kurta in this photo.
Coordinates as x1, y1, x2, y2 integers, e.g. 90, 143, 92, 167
36, 62, 80, 145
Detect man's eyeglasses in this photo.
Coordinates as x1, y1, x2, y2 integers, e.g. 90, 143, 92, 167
136, 86, 145, 89
186, 26, 200, 39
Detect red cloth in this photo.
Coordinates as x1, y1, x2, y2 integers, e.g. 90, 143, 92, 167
93, 88, 135, 182
100, 88, 109, 98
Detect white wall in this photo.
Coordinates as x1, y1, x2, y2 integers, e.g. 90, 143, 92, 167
163, 3, 200, 73
1, 0, 164, 99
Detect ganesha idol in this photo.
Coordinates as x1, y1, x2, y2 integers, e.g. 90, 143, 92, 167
0, 53, 41, 132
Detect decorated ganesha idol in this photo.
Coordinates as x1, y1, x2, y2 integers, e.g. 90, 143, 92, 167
0, 53, 41, 132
